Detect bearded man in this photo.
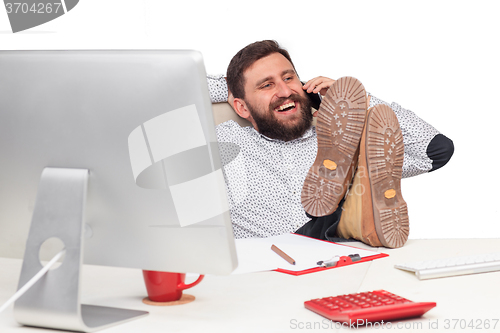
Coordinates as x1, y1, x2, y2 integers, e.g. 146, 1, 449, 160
213, 40, 453, 248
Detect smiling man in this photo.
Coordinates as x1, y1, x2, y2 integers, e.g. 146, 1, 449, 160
229, 50, 313, 142
213, 40, 453, 248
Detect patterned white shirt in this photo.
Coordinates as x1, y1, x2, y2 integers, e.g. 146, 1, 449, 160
217, 122, 316, 238
209, 76, 440, 238
367, 95, 440, 177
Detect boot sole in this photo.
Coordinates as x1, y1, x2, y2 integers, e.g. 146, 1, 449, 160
302, 77, 367, 217
365, 104, 409, 248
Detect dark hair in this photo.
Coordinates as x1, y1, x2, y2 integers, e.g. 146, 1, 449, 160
226, 40, 296, 100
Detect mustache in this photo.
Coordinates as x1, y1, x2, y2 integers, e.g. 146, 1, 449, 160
269, 93, 308, 111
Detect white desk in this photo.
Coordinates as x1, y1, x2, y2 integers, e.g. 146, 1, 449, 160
1, 239, 500, 332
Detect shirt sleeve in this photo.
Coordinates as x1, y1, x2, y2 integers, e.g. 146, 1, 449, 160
207, 74, 229, 103
368, 93, 440, 178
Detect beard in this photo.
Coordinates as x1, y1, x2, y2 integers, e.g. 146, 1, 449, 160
247, 93, 313, 142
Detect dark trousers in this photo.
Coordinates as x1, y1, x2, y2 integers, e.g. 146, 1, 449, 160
295, 198, 356, 243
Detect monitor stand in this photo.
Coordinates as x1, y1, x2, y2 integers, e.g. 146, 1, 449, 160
14, 168, 148, 332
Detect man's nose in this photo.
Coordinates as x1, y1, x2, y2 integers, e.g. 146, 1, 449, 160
276, 80, 293, 98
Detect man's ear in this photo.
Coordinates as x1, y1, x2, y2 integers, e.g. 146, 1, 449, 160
232, 97, 252, 120
231, 96, 258, 130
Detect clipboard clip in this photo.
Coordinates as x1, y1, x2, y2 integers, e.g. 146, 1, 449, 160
317, 254, 361, 268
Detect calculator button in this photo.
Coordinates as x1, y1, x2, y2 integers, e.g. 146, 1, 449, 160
304, 290, 436, 324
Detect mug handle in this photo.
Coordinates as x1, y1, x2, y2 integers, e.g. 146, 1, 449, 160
178, 274, 204, 291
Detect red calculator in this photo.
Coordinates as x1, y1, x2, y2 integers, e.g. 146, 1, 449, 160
304, 290, 436, 324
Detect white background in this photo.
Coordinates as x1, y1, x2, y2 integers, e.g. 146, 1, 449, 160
1, 0, 499, 240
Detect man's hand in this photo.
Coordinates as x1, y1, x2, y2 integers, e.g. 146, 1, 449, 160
303, 76, 335, 96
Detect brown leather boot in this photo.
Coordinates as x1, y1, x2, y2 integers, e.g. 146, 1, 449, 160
302, 77, 367, 217
337, 104, 409, 248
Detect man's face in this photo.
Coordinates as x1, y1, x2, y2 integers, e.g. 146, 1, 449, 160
241, 52, 312, 141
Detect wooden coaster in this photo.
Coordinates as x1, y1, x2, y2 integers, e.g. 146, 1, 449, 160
142, 294, 195, 306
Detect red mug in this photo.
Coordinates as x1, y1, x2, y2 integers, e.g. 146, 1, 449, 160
142, 270, 205, 302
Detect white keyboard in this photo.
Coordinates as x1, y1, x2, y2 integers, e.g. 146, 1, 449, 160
395, 252, 500, 280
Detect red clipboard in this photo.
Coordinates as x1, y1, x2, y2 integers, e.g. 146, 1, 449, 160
275, 252, 388, 276
273, 236, 389, 276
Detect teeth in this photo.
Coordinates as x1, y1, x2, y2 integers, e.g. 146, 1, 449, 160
275, 102, 295, 111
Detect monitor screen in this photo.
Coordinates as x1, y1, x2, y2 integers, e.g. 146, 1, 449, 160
0, 50, 237, 275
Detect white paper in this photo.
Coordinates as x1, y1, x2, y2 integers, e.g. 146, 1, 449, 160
232, 233, 383, 274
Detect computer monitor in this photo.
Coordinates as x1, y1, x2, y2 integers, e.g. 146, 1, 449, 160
0, 50, 238, 331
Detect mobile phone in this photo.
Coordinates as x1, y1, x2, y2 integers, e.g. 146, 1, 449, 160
302, 81, 322, 110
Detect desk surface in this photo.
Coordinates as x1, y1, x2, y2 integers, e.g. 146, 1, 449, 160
1, 239, 500, 332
